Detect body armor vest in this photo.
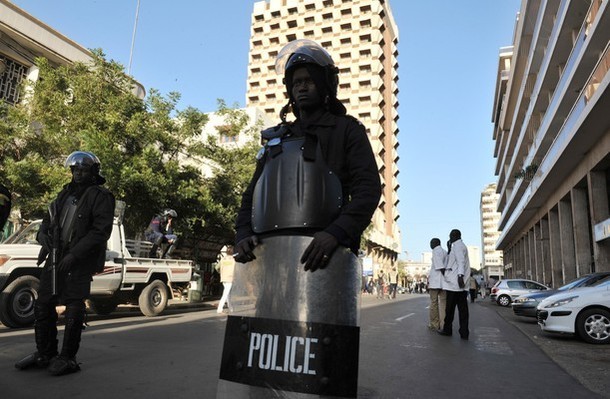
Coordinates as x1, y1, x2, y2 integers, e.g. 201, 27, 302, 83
59, 195, 78, 246
251, 136, 342, 233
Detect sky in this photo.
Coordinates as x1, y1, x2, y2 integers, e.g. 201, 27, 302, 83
11, 0, 522, 262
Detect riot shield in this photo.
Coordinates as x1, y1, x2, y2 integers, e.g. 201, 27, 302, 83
217, 235, 362, 398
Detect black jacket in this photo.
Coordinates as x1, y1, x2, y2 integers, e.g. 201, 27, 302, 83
235, 111, 381, 253
38, 182, 115, 275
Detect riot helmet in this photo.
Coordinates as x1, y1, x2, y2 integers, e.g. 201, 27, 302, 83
163, 209, 178, 218
276, 40, 345, 120
65, 151, 101, 175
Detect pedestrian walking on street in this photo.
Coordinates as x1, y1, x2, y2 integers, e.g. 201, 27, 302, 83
15, 151, 115, 375
216, 246, 235, 314
388, 266, 399, 299
438, 229, 471, 340
427, 238, 447, 331
0, 182, 11, 236
469, 275, 479, 303
376, 269, 386, 299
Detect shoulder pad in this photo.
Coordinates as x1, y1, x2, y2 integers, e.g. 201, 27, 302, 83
261, 124, 290, 141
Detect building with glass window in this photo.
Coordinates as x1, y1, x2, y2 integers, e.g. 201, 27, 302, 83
246, 0, 401, 270
480, 183, 503, 281
491, 0, 610, 286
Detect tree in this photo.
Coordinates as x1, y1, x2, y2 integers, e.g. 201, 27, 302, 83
0, 50, 259, 252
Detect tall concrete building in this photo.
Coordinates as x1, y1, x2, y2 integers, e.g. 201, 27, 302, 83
491, 0, 610, 287
246, 0, 401, 269
480, 183, 504, 280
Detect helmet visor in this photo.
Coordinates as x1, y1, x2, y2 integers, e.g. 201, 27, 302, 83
65, 151, 100, 169
275, 39, 335, 75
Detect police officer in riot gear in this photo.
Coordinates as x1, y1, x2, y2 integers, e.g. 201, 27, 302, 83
15, 151, 115, 376
144, 208, 178, 258
220, 40, 381, 398
234, 39, 381, 267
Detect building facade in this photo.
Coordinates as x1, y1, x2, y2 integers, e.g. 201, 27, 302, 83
491, 0, 610, 287
480, 183, 504, 280
245, 0, 401, 271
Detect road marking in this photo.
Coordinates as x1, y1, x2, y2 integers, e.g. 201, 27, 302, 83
396, 313, 415, 321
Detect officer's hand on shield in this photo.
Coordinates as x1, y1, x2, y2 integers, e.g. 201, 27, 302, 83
301, 231, 338, 272
234, 235, 259, 263
58, 253, 76, 273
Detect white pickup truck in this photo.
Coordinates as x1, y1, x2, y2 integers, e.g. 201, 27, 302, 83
0, 203, 194, 328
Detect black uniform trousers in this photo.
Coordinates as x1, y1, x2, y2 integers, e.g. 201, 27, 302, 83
442, 290, 469, 338
35, 265, 91, 358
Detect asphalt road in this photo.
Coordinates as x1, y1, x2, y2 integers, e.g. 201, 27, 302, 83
0, 293, 607, 398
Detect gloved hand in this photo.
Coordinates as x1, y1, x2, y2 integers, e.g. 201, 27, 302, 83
458, 275, 465, 289
234, 235, 259, 263
58, 253, 76, 273
300, 231, 338, 272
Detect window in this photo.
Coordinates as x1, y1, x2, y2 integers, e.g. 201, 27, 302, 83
305, 16, 315, 24
251, 67, 261, 74
266, 79, 277, 85
359, 80, 371, 87
305, 3, 315, 10
340, 52, 350, 59
270, 23, 280, 30
250, 81, 260, 87
323, 12, 333, 20
249, 95, 259, 103
360, 19, 371, 27
341, 23, 352, 30
270, 37, 280, 44
253, 27, 263, 33
286, 33, 297, 42
287, 20, 297, 28
322, 27, 333, 34
321, 41, 332, 48
339, 83, 351, 90
340, 38, 352, 45
253, 40, 262, 46
269, 51, 278, 57
266, 93, 276, 99
322, 0, 333, 6
360, 5, 371, 12
360, 34, 371, 43
341, 8, 352, 15
252, 53, 262, 60
288, 7, 298, 15
360, 49, 371, 58
255, 14, 264, 21
271, 11, 280, 17
304, 30, 314, 37
359, 64, 371, 73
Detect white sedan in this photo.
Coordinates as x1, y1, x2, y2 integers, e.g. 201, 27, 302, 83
537, 276, 610, 344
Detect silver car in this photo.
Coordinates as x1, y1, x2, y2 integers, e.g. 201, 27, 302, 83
490, 279, 548, 307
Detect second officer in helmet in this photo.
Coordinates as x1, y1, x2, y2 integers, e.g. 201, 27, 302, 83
15, 151, 115, 376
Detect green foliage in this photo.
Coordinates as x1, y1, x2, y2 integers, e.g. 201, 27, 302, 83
0, 50, 260, 247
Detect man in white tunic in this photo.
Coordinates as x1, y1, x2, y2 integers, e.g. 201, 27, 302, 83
427, 238, 447, 330
438, 229, 471, 340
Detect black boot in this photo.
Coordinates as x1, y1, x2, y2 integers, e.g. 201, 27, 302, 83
49, 317, 83, 376
16, 304, 58, 370
15, 352, 52, 370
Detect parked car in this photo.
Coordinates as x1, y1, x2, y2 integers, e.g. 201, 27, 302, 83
512, 272, 610, 317
490, 278, 548, 307
537, 275, 610, 344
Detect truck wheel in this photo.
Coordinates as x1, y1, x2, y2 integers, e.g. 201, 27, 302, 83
88, 298, 119, 315
139, 280, 168, 317
0, 276, 40, 328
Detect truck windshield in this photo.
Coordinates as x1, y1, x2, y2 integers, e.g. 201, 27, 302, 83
3, 221, 42, 245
